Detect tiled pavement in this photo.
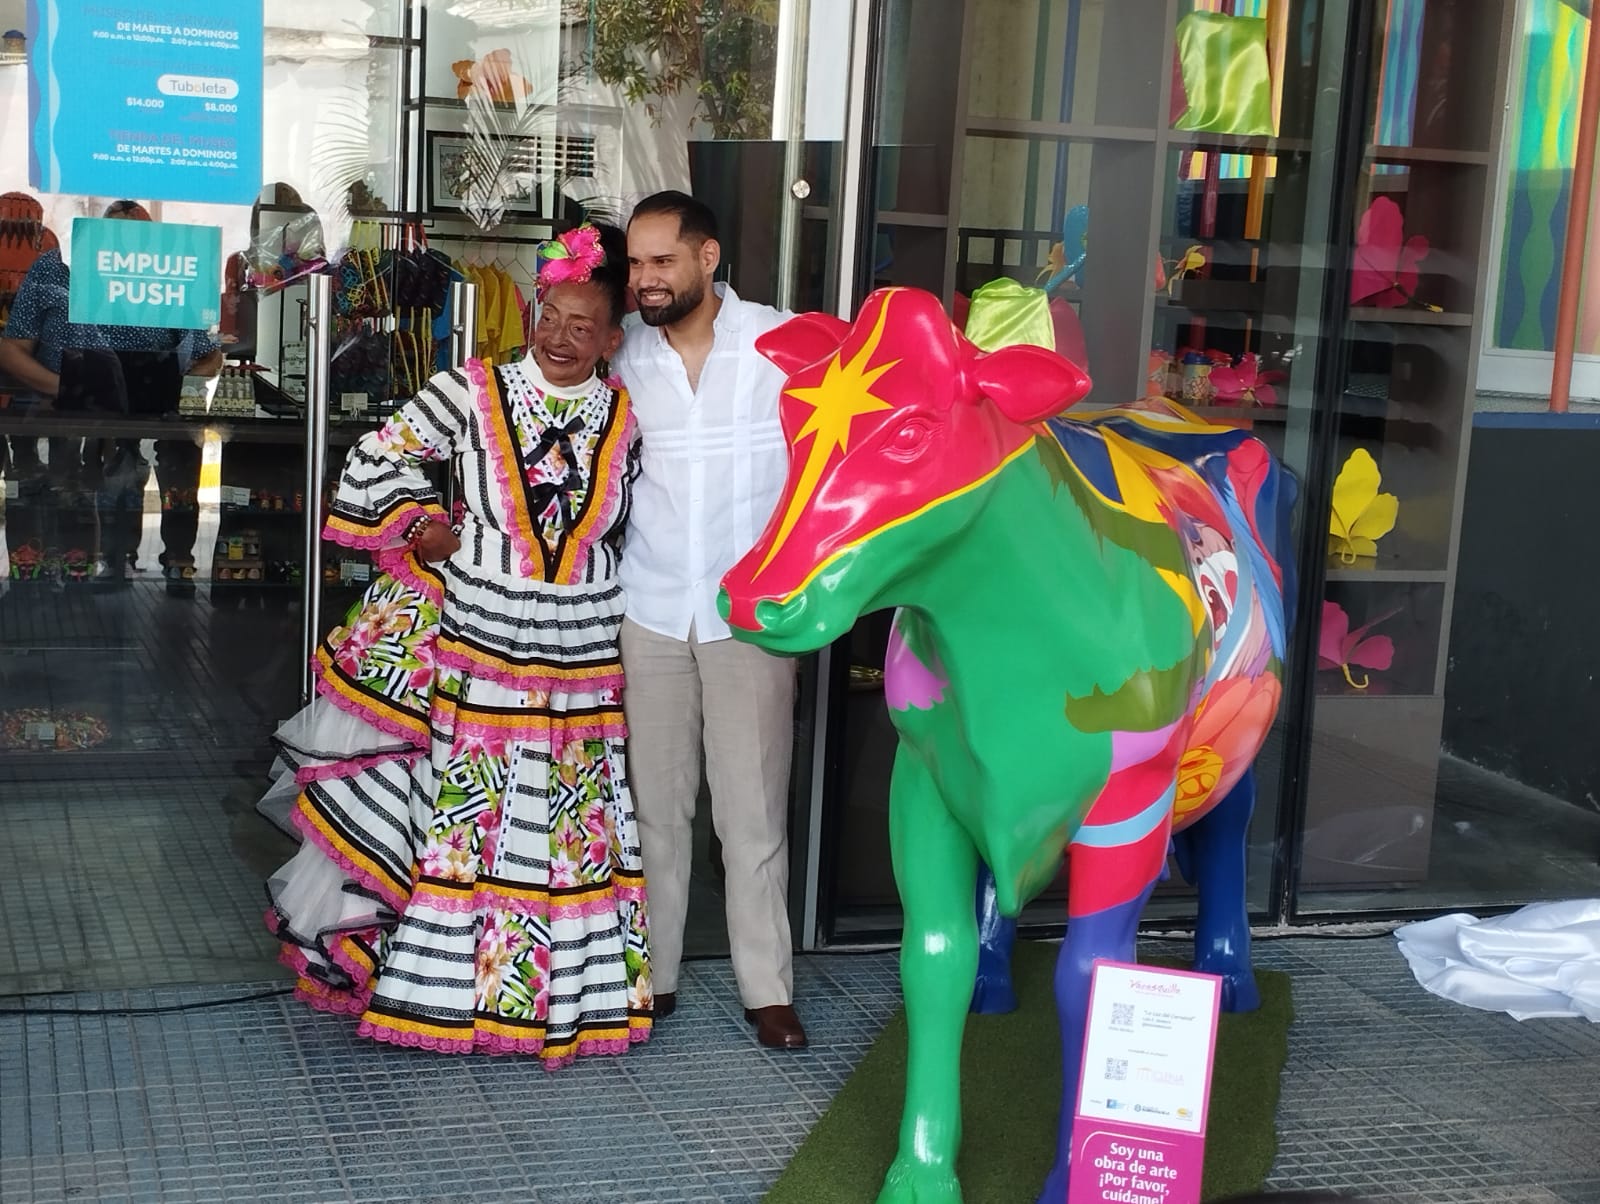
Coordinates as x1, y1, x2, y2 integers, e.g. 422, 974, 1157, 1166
2, 937, 1597, 1203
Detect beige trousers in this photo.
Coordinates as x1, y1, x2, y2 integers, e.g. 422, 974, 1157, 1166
620, 617, 797, 1008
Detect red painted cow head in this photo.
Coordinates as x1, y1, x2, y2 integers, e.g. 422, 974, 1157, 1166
718, 287, 1091, 653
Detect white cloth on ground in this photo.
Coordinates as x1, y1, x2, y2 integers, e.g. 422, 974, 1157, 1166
1395, 899, 1600, 1021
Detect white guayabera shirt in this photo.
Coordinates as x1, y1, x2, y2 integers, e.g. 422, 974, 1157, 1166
613, 284, 793, 644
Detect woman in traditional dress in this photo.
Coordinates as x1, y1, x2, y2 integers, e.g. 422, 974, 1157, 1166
259, 223, 652, 1066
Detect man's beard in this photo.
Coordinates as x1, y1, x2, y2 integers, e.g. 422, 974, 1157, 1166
637, 277, 706, 327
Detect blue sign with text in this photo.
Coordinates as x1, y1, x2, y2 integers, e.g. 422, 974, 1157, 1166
69, 219, 222, 331
28, 0, 263, 205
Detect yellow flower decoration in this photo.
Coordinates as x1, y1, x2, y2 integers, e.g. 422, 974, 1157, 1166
1329, 448, 1398, 564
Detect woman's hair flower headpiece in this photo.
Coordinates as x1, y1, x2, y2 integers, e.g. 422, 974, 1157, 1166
535, 224, 606, 299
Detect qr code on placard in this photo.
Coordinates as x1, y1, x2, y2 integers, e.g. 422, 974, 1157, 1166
1111, 1003, 1135, 1026
1104, 1057, 1128, 1081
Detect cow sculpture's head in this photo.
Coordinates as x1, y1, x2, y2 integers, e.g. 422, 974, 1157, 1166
719, 286, 1091, 653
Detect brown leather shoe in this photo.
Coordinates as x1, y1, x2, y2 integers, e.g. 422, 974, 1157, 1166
653, 991, 676, 1019
744, 1004, 807, 1049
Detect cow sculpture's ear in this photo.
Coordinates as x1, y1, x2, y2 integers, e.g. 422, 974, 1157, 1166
758, 312, 853, 376
973, 344, 1094, 425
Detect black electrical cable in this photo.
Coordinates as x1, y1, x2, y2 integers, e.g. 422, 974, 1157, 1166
0, 986, 293, 1017
0, 925, 1400, 1016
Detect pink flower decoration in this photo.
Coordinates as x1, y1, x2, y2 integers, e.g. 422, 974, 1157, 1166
1210, 353, 1284, 407
536, 225, 606, 295
1317, 601, 1397, 689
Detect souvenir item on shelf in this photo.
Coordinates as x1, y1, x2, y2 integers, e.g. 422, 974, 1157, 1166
1038, 204, 1088, 295
9, 541, 43, 580
719, 283, 1295, 1204
1148, 349, 1178, 398
1351, 195, 1442, 312
453, 49, 533, 104
1329, 446, 1398, 564
1180, 349, 1216, 402
0, 707, 110, 751
63, 548, 90, 583
1317, 600, 1398, 690
1210, 351, 1284, 406
1171, 12, 1275, 137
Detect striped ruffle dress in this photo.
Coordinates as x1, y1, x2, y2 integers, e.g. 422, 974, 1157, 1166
260, 355, 652, 1067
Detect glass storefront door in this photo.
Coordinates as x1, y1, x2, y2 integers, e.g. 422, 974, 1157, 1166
1, 1, 439, 995
0, 0, 851, 990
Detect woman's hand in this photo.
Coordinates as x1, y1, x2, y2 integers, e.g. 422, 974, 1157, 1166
412, 521, 461, 563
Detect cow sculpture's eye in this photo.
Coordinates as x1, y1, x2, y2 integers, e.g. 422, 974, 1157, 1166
885, 417, 932, 460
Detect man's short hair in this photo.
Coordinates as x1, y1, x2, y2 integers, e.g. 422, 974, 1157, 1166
629, 190, 718, 246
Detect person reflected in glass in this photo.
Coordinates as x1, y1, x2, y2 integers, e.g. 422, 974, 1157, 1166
0, 200, 221, 588
259, 222, 654, 1065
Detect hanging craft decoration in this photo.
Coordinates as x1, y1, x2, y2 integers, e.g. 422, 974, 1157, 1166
1317, 601, 1398, 690
1328, 447, 1398, 564
1171, 13, 1276, 137
1350, 196, 1443, 311
1209, 352, 1285, 407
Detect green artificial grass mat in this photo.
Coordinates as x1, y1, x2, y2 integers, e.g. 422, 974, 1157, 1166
766, 942, 1293, 1203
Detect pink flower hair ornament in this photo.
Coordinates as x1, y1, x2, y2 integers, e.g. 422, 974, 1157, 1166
535, 224, 606, 300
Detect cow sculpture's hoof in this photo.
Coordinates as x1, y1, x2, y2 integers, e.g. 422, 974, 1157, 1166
1037, 1162, 1070, 1204
969, 972, 1019, 1015
876, 1157, 963, 1204
1211, 965, 1261, 1013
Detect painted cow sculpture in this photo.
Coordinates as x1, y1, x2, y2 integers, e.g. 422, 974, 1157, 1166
718, 286, 1295, 1204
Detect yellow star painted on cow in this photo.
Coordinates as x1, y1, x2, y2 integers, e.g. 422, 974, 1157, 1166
756, 295, 903, 575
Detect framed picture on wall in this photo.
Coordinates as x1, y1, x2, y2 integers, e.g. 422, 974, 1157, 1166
426, 130, 543, 218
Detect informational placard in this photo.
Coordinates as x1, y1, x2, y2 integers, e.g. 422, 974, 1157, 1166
1067, 961, 1223, 1204
69, 219, 221, 331
28, 0, 263, 204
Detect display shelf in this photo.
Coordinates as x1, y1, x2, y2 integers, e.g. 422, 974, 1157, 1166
1324, 567, 1450, 584
1347, 308, 1474, 328
964, 119, 1158, 145
1165, 131, 1311, 156
878, 211, 950, 229
1366, 145, 1493, 167
1296, 0, 1518, 891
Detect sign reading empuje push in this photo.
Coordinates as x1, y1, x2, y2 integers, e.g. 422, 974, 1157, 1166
1066, 961, 1222, 1204
69, 219, 222, 332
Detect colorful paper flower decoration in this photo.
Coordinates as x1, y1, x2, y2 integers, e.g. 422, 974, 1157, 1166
1160, 244, 1210, 295
1350, 196, 1442, 311
1318, 601, 1397, 690
1328, 448, 1398, 564
1209, 353, 1284, 407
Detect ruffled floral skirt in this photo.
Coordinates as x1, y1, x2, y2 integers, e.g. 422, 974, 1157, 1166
261, 557, 653, 1067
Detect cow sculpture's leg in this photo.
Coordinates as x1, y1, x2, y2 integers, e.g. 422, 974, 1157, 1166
879, 747, 978, 1204
971, 862, 1019, 1014
1037, 826, 1168, 1204
1179, 766, 1260, 1012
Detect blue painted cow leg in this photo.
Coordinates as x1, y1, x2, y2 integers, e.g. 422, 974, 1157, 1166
1189, 766, 1260, 1012
970, 861, 1019, 1014
1037, 880, 1158, 1204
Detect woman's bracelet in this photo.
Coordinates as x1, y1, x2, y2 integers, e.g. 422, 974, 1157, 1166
402, 515, 433, 545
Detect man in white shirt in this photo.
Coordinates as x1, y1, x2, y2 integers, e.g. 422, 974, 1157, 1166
613, 191, 806, 1050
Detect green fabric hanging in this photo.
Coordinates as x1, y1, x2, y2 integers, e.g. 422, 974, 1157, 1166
1173, 12, 1275, 138
963, 278, 1056, 354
